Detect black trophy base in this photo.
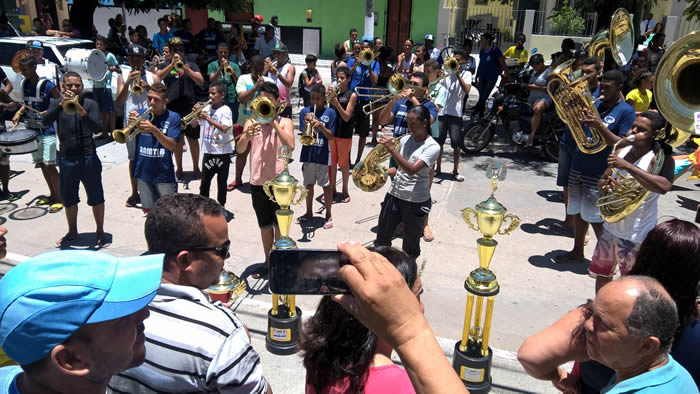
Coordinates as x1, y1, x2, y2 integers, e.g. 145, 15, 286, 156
266, 305, 302, 355
452, 341, 493, 393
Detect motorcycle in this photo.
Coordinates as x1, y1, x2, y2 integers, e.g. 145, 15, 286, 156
461, 65, 564, 162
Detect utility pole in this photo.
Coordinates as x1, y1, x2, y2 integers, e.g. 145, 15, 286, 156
365, 0, 375, 40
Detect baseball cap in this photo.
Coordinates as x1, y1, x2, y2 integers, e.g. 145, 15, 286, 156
361, 35, 373, 44
252, 14, 263, 24
128, 45, 147, 57
29, 40, 43, 49
272, 41, 288, 53
424, 34, 435, 41
0, 250, 164, 365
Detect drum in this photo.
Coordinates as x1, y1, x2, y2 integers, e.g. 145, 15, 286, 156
0, 129, 39, 155
64, 48, 107, 81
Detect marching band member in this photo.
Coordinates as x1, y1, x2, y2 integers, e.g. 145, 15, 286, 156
236, 82, 295, 279
267, 42, 295, 119
129, 83, 181, 214
378, 72, 437, 140
43, 72, 105, 249
208, 42, 240, 123
375, 106, 440, 259
347, 40, 378, 166
11, 54, 62, 213
590, 111, 674, 292
423, 59, 447, 242
154, 37, 205, 181
117, 44, 161, 209
328, 66, 357, 204
196, 82, 233, 215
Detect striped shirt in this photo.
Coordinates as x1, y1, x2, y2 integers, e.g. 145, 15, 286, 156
107, 284, 267, 394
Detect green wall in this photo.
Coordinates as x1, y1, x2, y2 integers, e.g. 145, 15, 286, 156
409, 1, 439, 45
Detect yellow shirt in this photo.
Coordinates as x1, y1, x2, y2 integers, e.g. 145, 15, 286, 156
504, 46, 529, 64
625, 88, 653, 112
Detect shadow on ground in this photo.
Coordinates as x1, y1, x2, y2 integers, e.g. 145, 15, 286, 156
520, 218, 574, 239
528, 250, 590, 275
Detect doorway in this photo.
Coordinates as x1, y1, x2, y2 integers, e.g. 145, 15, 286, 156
385, 0, 412, 54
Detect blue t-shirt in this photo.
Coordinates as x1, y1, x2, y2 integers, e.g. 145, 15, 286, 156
22, 78, 56, 135
561, 85, 601, 151
478, 45, 504, 81
299, 106, 336, 165
391, 98, 438, 137
0, 366, 21, 394
346, 58, 380, 100
152, 31, 174, 55
133, 109, 181, 183
602, 355, 698, 394
671, 320, 700, 387
570, 98, 635, 178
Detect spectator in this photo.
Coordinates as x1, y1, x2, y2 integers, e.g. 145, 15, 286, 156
40, 8, 54, 31
343, 28, 359, 52
135, 25, 151, 50
46, 19, 79, 38
0, 250, 163, 394
270, 15, 281, 41
643, 19, 663, 44
625, 72, 654, 113
300, 246, 421, 393
423, 34, 442, 64
640, 13, 656, 37
474, 32, 507, 118
331, 43, 348, 84
108, 194, 270, 393
152, 18, 174, 56
300, 54, 322, 108
561, 38, 576, 58
462, 39, 477, 74
245, 14, 264, 58
30, 17, 45, 36
174, 18, 195, 54
413, 44, 427, 73
521, 53, 551, 147
397, 39, 415, 77
254, 24, 278, 59
504, 33, 529, 64
622, 57, 647, 96
94, 36, 120, 139
197, 18, 225, 57
643, 32, 665, 73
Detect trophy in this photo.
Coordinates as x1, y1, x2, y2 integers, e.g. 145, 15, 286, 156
263, 146, 307, 355
453, 159, 520, 393
207, 271, 247, 303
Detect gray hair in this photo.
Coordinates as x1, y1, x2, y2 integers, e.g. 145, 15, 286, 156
624, 276, 678, 354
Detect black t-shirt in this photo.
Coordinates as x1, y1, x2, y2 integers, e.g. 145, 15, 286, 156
175, 31, 196, 54
334, 89, 355, 139
197, 29, 225, 55
0, 67, 7, 83
157, 62, 201, 112
45, 97, 101, 156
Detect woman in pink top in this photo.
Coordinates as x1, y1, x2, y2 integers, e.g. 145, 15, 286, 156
300, 246, 424, 394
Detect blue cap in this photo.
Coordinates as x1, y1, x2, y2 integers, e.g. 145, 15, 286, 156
424, 34, 435, 41
29, 40, 43, 49
0, 250, 164, 365
361, 35, 373, 44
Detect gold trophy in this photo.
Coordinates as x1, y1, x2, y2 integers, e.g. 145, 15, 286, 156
207, 271, 247, 304
453, 159, 520, 393
263, 146, 307, 355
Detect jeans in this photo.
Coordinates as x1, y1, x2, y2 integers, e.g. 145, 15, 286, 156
375, 193, 431, 258
475, 78, 498, 117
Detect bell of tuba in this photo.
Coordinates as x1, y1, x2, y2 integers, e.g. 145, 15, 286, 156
586, 8, 635, 67
352, 137, 402, 192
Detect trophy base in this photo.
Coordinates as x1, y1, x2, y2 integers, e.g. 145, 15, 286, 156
452, 341, 493, 393
266, 305, 302, 355
273, 236, 297, 250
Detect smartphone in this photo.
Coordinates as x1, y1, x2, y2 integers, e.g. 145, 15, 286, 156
269, 249, 350, 295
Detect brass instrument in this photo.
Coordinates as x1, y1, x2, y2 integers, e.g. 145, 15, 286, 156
172, 56, 185, 72
11, 50, 31, 73
112, 108, 153, 143
596, 135, 665, 223
263, 59, 278, 75
587, 9, 635, 67
181, 100, 212, 129
250, 95, 286, 124
352, 136, 402, 192
356, 74, 428, 115
300, 105, 317, 146
359, 48, 378, 66
426, 57, 463, 88
130, 70, 145, 96
62, 95, 80, 115
325, 86, 340, 106
213, 126, 237, 149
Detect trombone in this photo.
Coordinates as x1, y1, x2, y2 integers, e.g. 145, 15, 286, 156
359, 48, 379, 66
355, 73, 428, 115
181, 100, 212, 129
213, 96, 284, 147
113, 108, 153, 143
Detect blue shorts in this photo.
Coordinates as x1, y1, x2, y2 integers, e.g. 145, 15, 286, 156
557, 144, 575, 187
58, 152, 105, 208
93, 88, 114, 113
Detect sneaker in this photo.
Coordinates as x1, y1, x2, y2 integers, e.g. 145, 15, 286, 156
512, 131, 524, 144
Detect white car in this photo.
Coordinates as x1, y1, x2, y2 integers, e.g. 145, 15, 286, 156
0, 36, 129, 103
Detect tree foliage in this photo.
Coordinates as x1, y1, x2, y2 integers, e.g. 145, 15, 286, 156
685, 0, 700, 21
548, 1, 586, 35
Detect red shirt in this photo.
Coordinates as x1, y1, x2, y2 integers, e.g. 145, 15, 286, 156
305, 365, 416, 394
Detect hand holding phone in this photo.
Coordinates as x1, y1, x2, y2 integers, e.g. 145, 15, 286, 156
269, 249, 350, 294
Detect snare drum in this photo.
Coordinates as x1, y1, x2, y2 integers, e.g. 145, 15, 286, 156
0, 129, 39, 155
64, 48, 107, 81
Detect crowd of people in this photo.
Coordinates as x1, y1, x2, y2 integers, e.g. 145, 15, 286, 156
0, 9, 698, 394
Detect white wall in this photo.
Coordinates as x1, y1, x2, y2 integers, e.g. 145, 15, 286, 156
528, 34, 590, 61
92, 7, 179, 40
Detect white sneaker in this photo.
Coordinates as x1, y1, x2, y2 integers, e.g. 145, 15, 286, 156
512, 131, 524, 144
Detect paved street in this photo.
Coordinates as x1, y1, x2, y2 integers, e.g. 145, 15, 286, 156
2, 57, 698, 393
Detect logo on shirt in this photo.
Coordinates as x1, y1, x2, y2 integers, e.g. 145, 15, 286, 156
603, 115, 615, 127
320, 115, 330, 124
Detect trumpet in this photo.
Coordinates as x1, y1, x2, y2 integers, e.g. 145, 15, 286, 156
326, 86, 341, 106
113, 108, 153, 143
300, 105, 318, 146
181, 100, 212, 129
130, 70, 145, 96
171, 56, 185, 72
263, 59, 278, 75
62, 95, 80, 115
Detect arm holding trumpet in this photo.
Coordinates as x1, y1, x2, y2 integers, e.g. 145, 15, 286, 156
303, 110, 334, 142
195, 102, 228, 131
128, 110, 178, 152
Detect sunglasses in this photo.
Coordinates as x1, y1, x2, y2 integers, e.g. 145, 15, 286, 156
186, 240, 231, 259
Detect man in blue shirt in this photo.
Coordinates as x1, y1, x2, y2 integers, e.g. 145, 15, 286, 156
347, 40, 379, 166
130, 83, 181, 214
378, 72, 437, 138
556, 70, 635, 264
152, 18, 174, 56
474, 32, 507, 118
298, 83, 336, 230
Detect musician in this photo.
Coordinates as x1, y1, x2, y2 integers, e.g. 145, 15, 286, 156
11, 54, 62, 213
267, 42, 295, 119
424, 59, 447, 242
378, 72, 437, 140
328, 66, 357, 203
375, 106, 439, 259
556, 70, 636, 264
155, 37, 204, 181
590, 111, 674, 292
229, 55, 273, 191
43, 71, 105, 248
196, 82, 233, 214
208, 42, 241, 123
117, 44, 161, 209
347, 40, 378, 166
94, 36, 121, 139
236, 82, 294, 279
370, 47, 395, 146
298, 83, 337, 230
0, 65, 16, 202
129, 83, 181, 213
435, 51, 472, 182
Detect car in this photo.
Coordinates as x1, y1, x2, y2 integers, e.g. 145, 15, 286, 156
0, 36, 130, 103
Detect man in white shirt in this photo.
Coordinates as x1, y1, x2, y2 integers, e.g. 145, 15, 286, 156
640, 13, 656, 36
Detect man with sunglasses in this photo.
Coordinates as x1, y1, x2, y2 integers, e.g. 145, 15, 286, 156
110, 193, 271, 393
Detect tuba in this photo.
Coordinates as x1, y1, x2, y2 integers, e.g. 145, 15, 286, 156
352, 136, 402, 192
586, 9, 635, 67
113, 108, 153, 143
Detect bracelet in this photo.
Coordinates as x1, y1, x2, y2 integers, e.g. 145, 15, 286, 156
15, 110, 22, 116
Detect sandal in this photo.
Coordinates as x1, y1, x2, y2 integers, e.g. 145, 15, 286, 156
341, 195, 351, 203
251, 267, 269, 280
423, 229, 435, 242
125, 195, 140, 208
296, 215, 312, 224
323, 218, 334, 229
227, 182, 238, 192
36, 197, 50, 206
55, 233, 77, 248
453, 173, 465, 182
49, 203, 63, 213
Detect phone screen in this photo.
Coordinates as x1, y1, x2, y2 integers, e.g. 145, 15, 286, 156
269, 249, 350, 295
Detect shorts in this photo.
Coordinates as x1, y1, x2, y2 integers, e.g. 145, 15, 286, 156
557, 144, 575, 187
32, 134, 57, 166
183, 123, 200, 139
127, 134, 137, 161
330, 138, 352, 168
58, 153, 105, 208
251, 184, 280, 229
589, 228, 641, 278
567, 169, 603, 223
528, 96, 552, 109
302, 162, 330, 187
353, 102, 370, 138
137, 180, 177, 209
93, 88, 114, 113
436, 115, 463, 149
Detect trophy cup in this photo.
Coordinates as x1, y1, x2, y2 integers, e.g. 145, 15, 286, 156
453, 159, 520, 393
207, 271, 247, 303
263, 146, 307, 355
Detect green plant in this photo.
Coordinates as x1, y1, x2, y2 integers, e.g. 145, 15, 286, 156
547, 0, 586, 36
